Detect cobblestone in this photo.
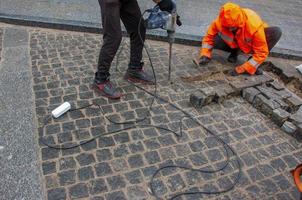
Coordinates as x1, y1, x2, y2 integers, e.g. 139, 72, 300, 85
29, 29, 302, 199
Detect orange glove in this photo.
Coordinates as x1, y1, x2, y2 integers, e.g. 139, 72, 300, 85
235, 62, 257, 75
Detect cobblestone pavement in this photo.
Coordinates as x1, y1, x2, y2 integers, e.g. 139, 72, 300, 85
30, 28, 302, 200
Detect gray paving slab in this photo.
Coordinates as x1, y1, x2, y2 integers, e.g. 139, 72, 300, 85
0, 27, 44, 200
1, 0, 302, 53
3, 27, 28, 47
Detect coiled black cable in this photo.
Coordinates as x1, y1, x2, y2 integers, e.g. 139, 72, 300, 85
40, 9, 242, 200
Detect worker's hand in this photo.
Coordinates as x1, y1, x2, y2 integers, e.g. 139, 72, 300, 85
199, 56, 211, 65
158, 0, 174, 13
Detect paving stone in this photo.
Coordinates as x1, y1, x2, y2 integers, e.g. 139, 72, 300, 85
229, 74, 273, 91
45, 175, 59, 189
242, 87, 261, 104
267, 80, 285, 91
167, 174, 186, 192
58, 170, 76, 186
42, 162, 56, 175
127, 185, 148, 200
253, 94, 268, 109
105, 191, 127, 200
113, 132, 130, 144
76, 153, 96, 166
270, 158, 287, 172
272, 108, 290, 126
174, 144, 192, 157
46, 124, 61, 135
99, 136, 115, 148
42, 148, 60, 161
89, 178, 108, 195
247, 167, 264, 182
124, 169, 143, 185
189, 140, 205, 152
189, 153, 207, 166
57, 131, 73, 143
47, 188, 66, 200
128, 154, 144, 168
205, 149, 224, 162
289, 112, 302, 126
128, 141, 145, 153
144, 138, 161, 150
81, 140, 97, 151
281, 121, 297, 134
142, 165, 158, 178
285, 94, 302, 112
78, 166, 94, 181
240, 153, 258, 167
95, 163, 113, 177
258, 164, 276, 177
113, 144, 129, 158
150, 179, 168, 197
260, 180, 279, 196
69, 183, 89, 199
107, 175, 126, 190
144, 151, 161, 165
111, 158, 128, 172
256, 85, 281, 100
190, 89, 215, 108
96, 149, 113, 162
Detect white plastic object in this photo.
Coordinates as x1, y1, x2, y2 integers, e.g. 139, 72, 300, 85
296, 64, 302, 74
51, 102, 71, 118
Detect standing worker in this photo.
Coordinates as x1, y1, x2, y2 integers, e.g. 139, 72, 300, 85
95, 0, 176, 99
198, 2, 282, 76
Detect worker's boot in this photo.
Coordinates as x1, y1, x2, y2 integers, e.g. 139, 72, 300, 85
125, 62, 155, 85
227, 52, 238, 63
255, 68, 263, 75
227, 48, 239, 63
94, 72, 122, 99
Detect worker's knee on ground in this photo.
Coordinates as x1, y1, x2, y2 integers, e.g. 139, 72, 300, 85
275, 26, 282, 41
270, 26, 282, 41
269, 26, 282, 41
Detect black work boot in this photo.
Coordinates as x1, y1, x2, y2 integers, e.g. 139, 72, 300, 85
125, 62, 155, 85
255, 68, 263, 75
227, 52, 238, 63
94, 72, 122, 99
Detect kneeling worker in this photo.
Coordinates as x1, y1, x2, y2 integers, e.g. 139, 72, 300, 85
198, 2, 282, 76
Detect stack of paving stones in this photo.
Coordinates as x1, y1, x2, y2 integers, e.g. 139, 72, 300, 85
242, 81, 302, 135
30, 28, 302, 200
190, 73, 273, 108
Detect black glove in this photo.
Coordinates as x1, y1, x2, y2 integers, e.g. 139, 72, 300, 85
199, 56, 211, 65
176, 15, 182, 26
158, 0, 174, 13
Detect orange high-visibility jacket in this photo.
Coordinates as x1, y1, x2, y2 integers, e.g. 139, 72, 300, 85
201, 3, 268, 74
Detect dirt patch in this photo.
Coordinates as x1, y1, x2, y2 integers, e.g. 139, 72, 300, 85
260, 60, 302, 98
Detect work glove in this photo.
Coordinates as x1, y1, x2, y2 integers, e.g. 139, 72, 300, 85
158, 0, 174, 13
176, 15, 182, 26
199, 56, 211, 65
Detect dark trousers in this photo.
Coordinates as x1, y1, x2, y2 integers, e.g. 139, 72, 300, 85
96, 0, 146, 82
214, 26, 282, 55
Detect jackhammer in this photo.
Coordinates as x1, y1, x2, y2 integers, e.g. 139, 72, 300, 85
144, 0, 181, 82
